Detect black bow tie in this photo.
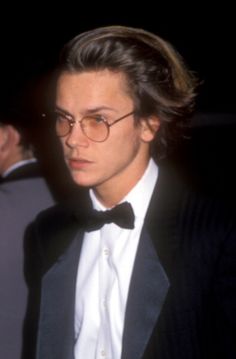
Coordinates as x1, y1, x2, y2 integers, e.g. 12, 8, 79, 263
74, 201, 135, 232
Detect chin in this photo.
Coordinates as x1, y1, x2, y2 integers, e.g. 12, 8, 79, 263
71, 173, 95, 188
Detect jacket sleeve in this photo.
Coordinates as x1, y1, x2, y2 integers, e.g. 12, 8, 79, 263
21, 220, 43, 359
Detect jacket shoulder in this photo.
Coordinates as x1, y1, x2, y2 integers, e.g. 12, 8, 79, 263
35, 203, 75, 235
26, 203, 79, 269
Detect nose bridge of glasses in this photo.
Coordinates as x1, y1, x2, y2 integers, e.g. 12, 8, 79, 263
74, 117, 83, 125
66, 116, 87, 139
70, 114, 86, 127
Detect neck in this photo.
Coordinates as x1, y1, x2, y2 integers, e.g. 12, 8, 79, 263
93, 156, 150, 208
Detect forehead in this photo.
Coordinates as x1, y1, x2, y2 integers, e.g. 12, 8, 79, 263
56, 70, 133, 110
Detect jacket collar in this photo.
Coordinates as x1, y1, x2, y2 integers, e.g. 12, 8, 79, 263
121, 161, 183, 359
39, 160, 184, 359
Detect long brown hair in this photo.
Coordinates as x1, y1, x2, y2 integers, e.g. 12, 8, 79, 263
57, 25, 199, 160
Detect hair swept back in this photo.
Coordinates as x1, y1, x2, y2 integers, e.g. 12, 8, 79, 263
57, 25, 199, 160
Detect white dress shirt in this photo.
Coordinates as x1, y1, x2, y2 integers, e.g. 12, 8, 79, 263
74, 159, 158, 359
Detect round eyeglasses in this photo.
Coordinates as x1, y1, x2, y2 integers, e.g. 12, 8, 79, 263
42, 110, 135, 142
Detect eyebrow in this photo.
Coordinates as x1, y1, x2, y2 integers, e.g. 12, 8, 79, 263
54, 105, 117, 117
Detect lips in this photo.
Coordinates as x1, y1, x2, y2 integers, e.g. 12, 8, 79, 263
68, 158, 93, 170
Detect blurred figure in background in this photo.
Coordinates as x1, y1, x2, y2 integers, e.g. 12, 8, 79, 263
0, 120, 38, 182
0, 67, 55, 359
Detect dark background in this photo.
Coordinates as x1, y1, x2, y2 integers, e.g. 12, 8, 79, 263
2, 5, 235, 114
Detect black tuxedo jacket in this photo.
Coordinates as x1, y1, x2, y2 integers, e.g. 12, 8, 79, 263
24, 161, 236, 359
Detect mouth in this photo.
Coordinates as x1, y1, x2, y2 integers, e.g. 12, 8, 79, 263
68, 158, 93, 170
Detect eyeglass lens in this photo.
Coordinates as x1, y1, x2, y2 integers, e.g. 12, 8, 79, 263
56, 115, 109, 142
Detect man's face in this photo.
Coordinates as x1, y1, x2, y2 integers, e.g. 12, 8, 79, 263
56, 70, 156, 201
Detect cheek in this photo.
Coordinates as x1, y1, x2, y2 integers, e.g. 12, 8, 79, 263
60, 138, 68, 154
103, 128, 141, 161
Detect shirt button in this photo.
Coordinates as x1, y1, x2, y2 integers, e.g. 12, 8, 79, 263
101, 349, 106, 357
103, 248, 110, 256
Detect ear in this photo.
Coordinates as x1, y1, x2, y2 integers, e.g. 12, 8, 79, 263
0, 125, 20, 152
9, 125, 21, 146
0, 126, 9, 151
140, 116, 160, 142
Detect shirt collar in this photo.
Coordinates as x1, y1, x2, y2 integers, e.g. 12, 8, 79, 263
2, 158, 37, 178
90, 158, 158, 220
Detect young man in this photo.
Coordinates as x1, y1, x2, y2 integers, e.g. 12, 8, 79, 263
26, 26, 236, 359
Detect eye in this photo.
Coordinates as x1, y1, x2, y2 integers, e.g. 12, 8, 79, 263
54, 111, 72, 123
82, 115, 106, 126
92, 115, 105, 123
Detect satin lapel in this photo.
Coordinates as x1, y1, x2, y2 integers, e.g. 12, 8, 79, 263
38, 229, 84, 359
121, 161, 184, 359
121, 227, 169, 359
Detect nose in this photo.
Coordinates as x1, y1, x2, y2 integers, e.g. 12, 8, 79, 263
65, 121, 89, 148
